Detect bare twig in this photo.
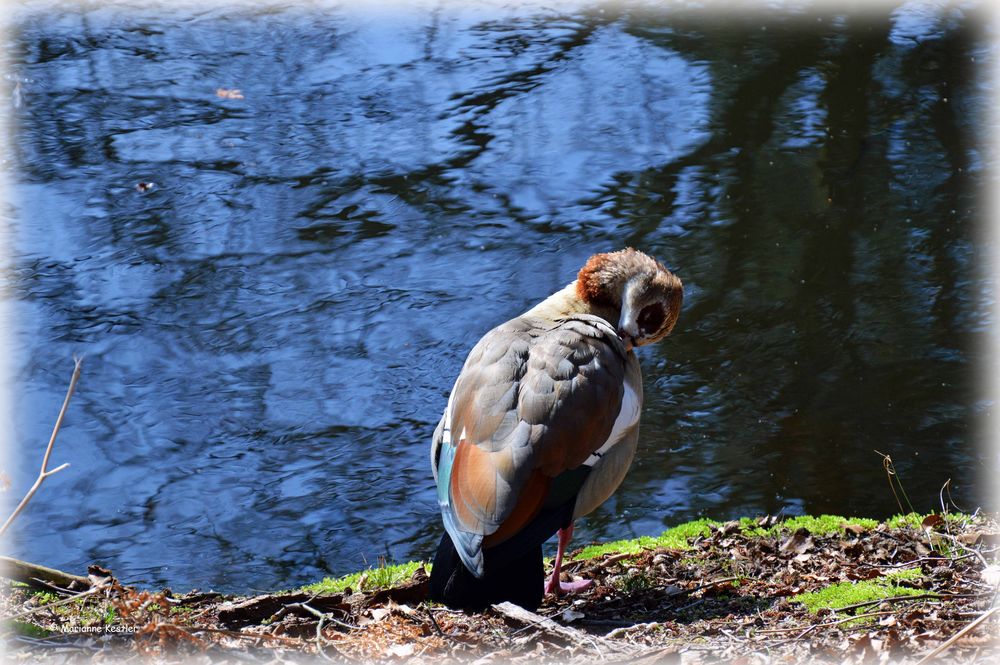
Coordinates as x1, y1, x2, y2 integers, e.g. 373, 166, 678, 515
913, 606, 1000, 665
5, 577, 108, 621
756, 610, 897, 635
190, 626, 309, 646
425, 605, 445, 637
831, 592, 987, 614
1, 357, 83, 537
684, 576, 742, 595
936, 532, 990, 569
874, 450, 913, 516
492, 601, 633, 657
869, 553, 981, 569
275, 601, 349, 661
605, 621, 660, 639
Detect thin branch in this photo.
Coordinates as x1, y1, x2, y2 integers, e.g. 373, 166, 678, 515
189, 626, 308, 646
756, 610, 898, 635
5, 578, 108, 621
1, 357, 83, 537
913, 606, 1000, 665
935, 531, 990, 569
830, 592, 991, 614
273, 601, 350, 661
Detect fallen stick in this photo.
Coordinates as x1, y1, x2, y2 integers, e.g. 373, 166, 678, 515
491, 601, 634, 656
913, 606, 999, 665
5, 578, 108, 621
0, 556, 90, 589
831, 592, 986, 614
1, 357, 83, 537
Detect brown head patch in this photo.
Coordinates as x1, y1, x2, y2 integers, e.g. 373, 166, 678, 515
576, 252, 616, 306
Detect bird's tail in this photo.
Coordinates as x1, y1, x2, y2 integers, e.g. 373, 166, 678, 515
428, 532, 543, 611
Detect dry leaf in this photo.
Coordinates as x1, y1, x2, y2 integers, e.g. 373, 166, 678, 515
560, 609, 585, 623
920, 514, 945, 531
842, 523, 866, 536
780, 528, 814, 554
957, 531, 983, 545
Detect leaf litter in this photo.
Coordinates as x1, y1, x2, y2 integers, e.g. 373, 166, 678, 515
3, 513, 998, 664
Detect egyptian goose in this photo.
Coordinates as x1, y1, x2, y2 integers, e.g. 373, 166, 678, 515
428, 248, 683, 610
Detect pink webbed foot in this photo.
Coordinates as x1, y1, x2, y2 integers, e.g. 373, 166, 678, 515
552, 577, 593, 594
543, 523, 593, 596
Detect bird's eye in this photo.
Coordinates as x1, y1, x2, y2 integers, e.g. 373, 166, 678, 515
637, 304, 665, 336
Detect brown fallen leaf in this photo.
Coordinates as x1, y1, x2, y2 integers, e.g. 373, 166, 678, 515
358, 607, 392, 626
842, 523, 866, 536
921, 514, 945, 531
780, 528, 814, 554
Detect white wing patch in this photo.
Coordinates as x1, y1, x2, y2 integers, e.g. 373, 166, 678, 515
583, 381, 640, 467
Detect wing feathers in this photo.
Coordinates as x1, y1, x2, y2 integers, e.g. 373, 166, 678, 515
434, 313, 633, 572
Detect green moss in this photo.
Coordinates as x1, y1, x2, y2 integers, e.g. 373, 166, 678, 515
885, 513, 924, 529
6, 620, 52, 638
658, 518, 721, 548
30, 591, 59, 605
572, 514, 892, 562
576, 535, 662, 560
741, 514, 880, 537
575, 518, 721, 560
792, 568, 924, 615
884, 567, 923, 582
738, 517, 768, 537
776, 515, 880, 536
301, 560, 426, 595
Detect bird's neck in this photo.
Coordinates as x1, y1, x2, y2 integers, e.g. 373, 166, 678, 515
525, 282, 620, 326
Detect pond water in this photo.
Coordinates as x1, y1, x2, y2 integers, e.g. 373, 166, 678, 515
3, 0, 994, 592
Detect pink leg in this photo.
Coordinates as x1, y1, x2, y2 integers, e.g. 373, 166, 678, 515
544, 523, 594, 596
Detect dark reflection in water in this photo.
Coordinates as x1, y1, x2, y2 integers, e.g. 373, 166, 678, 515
3, 1, 993, 592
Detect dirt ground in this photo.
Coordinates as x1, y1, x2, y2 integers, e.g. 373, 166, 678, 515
3, 513, 999, 664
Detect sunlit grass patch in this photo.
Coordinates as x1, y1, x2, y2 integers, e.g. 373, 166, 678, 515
885, 512, 925, 529
885, 512, 972, 531
575, 535, 662, 560
301, 560, 427, 595
741, 514, 880, 537
658, 518, 721, 548
575, 518, 721, 560
792, 567, 925, 617
778, 515, 880, 535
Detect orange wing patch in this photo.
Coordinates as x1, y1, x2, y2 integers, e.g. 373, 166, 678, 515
483, 470, 550, 547
449, 438, 499, 532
